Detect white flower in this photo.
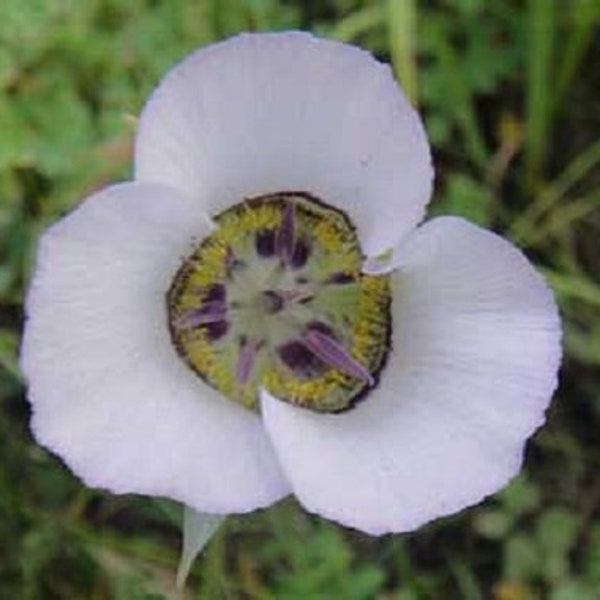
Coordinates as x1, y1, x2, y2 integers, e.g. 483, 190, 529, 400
21, 32, 561, 535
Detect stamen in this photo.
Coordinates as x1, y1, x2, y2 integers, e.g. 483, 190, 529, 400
275, 201, 295, 264
304, 328, 374, 386
175, 301, 227, 330
236, 338, 261, 384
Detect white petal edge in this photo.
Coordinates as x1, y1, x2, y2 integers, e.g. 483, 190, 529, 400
262, 217, 561, 535
21, 182, 290, 513
134, 31, 433, 257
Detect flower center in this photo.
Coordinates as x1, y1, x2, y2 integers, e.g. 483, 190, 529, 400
167, 192, 391, 413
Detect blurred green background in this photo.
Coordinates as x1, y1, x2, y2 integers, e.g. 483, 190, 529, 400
1, 0, 599, 598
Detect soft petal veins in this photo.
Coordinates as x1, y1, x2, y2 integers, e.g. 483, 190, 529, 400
21, 183, 290, 513
261, 217, 560, 534
135, 31, 433, 255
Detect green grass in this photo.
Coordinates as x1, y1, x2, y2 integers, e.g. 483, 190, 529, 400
1, 1, 599, 598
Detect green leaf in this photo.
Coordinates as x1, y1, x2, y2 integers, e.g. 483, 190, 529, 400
473, 509, 514, 540
499, 474, 541, 516
425, 16, 489, 169
176, 507, 224, 589
582, 525, 600, 585
537, 509, 580, 551
436, 173, 494, 226
0, 328, 20, 380
504, 533, 541, 580
536, 509, 581, 583
549, 581, 591, 600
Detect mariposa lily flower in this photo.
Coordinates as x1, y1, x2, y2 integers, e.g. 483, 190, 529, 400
21, 32, 560, 536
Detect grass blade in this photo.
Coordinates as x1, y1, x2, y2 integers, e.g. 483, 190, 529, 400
329, 5, 383, 43
552, 0, 600, 116
428, 19, 489, 169
524, 0, 556, 190
386, 0, 418, 105
511, 137, 600, 240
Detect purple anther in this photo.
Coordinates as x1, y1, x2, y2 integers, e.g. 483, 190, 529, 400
203, 283, 226, 304
275, 201, 296, 264
174, 300, 227, 330
290, 238, 310, 269
304, 329, 374, 386
277, 340, 326, 378
306, 320, 335, 336
205, 320, 229, 341
255, 229, 276, 257
236, 338, 261, 384
326, 271, 355, 285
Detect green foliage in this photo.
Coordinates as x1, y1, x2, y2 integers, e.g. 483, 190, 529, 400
260, 507, 384, 599
1, 1, 599, 598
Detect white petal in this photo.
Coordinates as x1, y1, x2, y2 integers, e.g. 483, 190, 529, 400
134, 32, 433, 256
262, 217, 560, 534
21, 182, 290, 513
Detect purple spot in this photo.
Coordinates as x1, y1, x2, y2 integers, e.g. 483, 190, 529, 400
306, 320, 335, 336
255, 229, 276, 257
277, 340, 326, 378
290, 238, 310, 269
326, 271, 355, 285
203, 283, 226, 304
205, 320, 229, 341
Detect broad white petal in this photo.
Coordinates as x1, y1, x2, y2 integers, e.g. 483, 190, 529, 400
262, 217, 560, 534
22, 183, 290, 513
135, 32, 433, 256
